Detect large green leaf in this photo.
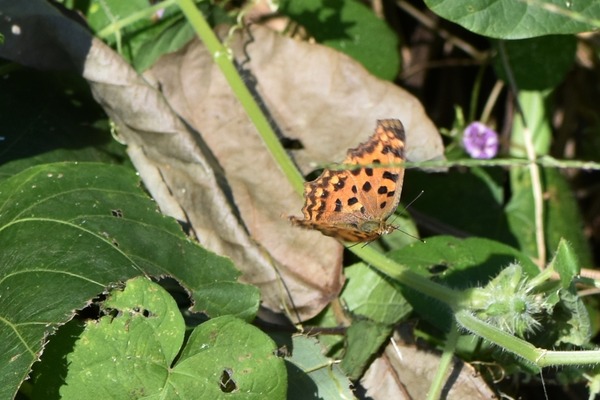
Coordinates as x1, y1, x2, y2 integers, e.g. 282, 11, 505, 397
548, 239, 581, 288
285, 336, 353, 400
176, 315, 286, 399
340, 320, 391, 380
544, 169, 593, 266
425, 0, 599, 39
509, 91, 553, 158
278, 0, 401, 80
493, 36, 577, 90
0, 162, 259, 399
0, 69, 127, 179
506, 168, 592, 265
402, 168, 518, 247
342, 263, 412, 325
33, 278, 284, 399
338, 264, 412, 380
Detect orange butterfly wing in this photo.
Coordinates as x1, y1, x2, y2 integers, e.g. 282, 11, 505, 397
289, 119, 406, 242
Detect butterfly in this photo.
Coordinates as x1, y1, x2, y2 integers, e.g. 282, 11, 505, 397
289, 119, 406, 242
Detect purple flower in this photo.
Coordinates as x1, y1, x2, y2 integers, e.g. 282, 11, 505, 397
462, 122, 499, 159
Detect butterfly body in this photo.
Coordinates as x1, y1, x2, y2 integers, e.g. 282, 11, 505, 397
289, 119, 406, 242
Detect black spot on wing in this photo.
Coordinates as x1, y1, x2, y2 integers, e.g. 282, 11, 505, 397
391, 147, 403, 158
334, 198, 343, 212
348, 197, 359, 206
362, 182, 372, 192
377, 186, 388, 194
316, 200, 327, 214
383, 171, 399, 182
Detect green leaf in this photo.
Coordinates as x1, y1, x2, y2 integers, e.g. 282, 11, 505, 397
340, 320, 391, 380
175, 316, 287, 399
59, 277, 186, 398
509, 90, 553, 157
84, 0, 233, 71
140, 5, 232, 71
297, 306, 346, 360
547, 239, 580, 288
30, 319, 85, 399
553, 286, 591, 346
471, 166, 504, 204
82, 0, 152, 61
342, 264, 412, 325
278, 0, 401, 80
402, 168, 517, 246
1, 162, 258, 399
133, 18, 196, 71
35, 278, 285, 399
0, 70, 127, 178
87, 0, 151, 39
285, 336, 353, 400
424, 0, 600, 39
505, 167, 592, 265
494, 36, 577, 90
505, 168, 538, 258
589, 373, 600, 399
544, 169, 593, 267
86, 0, 158, 62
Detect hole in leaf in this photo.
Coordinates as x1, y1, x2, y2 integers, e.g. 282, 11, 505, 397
305, 168, 324, 181
281, 137, 303, 150
105, 308, 121, 321
130, 306, 152, 318
219, 368, 237, 393
275, 345, 290, 357
111, 209, 123, 218
427, 264, 448, 275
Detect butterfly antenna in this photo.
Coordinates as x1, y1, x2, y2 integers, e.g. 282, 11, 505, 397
403, 190, 424, 212
390, 225, 425, 243
389, 190, 426, 243
347, 241, 363, 249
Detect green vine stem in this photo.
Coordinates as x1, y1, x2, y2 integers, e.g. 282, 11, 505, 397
176, 0, 306, 195
457, 311, 600, 367
427, 321, 460, 400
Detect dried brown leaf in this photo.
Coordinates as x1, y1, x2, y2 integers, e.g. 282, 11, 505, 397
145, 25, 443, 320
223, 26, 444, 172
80, 36, 342, 321
72, 21, 445, 322
361, 333, 496, 399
